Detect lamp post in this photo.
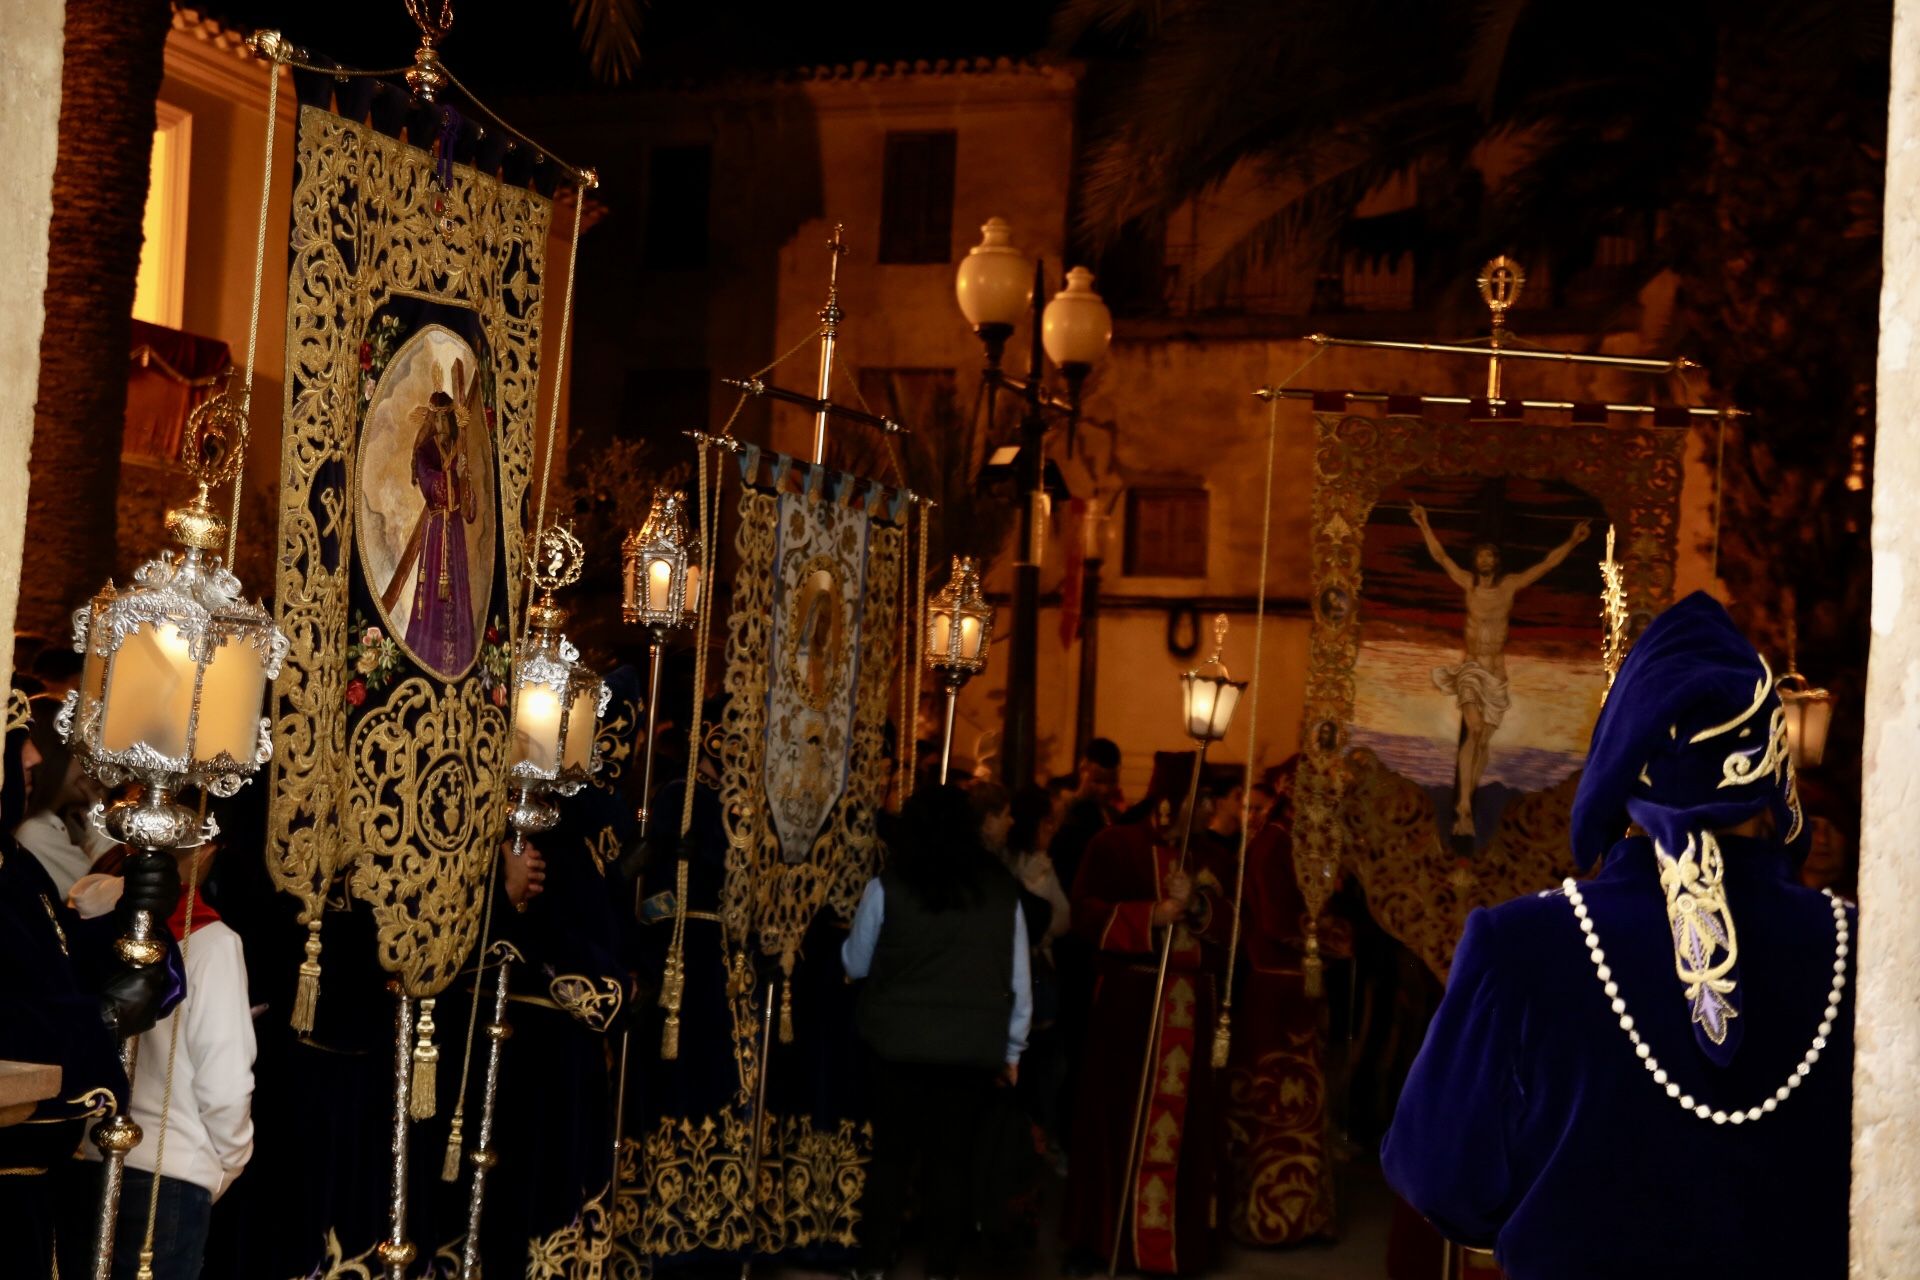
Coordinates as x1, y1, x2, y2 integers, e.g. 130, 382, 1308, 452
1072, 502, 1110, 763
621, 488, 701, 837
955, 218, 1111, 788
925, 556, 996, 784
58, 403, 286, 1280
1109, 615, 1245, 1278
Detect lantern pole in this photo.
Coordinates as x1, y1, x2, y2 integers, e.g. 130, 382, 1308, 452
637, 629, 665, 837
1106, 615, 1238, 1277
1107, 738, 1209, 1278
937, 671, 967, 785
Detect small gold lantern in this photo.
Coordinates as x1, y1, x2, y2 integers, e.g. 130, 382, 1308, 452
1778, 672, 1835, 770
621, 489, 699, 632
619, 488, 703, 837
925, 556, 996, 784
58, 405, 287, 964
507, 527, 608, 847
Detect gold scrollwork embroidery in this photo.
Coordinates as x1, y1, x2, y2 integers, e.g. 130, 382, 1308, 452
344, 675, 507, 996
525, 1178, 618, 1279
548, 973, 624, 1033
270, 103, 545, 1000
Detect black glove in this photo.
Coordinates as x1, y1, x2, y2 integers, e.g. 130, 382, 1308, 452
99, 962, 170, 1039
118, 851, 180, 926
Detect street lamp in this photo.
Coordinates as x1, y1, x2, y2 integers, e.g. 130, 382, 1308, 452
955, 217, 1113, 788
954, 217, 1032, 373
925, 556, 996, 784
620, 488, 701, 837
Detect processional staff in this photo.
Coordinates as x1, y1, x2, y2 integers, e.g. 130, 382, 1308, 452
1108, 615, 1248, 1278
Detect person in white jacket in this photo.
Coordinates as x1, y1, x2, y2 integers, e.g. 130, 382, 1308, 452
66, 837, 256, 1280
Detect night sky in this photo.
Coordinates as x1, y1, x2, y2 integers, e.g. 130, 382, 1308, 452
201, 1, 1062, 94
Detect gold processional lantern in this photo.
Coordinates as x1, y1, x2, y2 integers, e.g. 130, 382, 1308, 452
620, 488, 702, 836
506, 526, 608, 851
1778, 671, 1835, 770
924, 555, 995, 784
59, 406, 288, 965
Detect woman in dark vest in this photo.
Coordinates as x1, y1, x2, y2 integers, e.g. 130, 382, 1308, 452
842, 784, 1032, 1280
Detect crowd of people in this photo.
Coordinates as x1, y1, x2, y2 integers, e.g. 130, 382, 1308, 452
0, 592, 1865, 1279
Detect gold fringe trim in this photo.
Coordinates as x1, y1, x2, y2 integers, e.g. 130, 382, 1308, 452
778, 976, 794, 1045
410, 997, 439, 1120
441, 1108, 465, 1182
1211, 1009, 1233, 1070
292, 917, 324, 1033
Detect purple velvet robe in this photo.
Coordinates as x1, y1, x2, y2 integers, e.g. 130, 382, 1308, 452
405, 433, 476, 674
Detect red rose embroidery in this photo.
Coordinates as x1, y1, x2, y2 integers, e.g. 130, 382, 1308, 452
345, 678, 368, 707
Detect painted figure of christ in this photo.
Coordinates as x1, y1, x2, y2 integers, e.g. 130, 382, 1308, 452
1407, 502, 1591, 836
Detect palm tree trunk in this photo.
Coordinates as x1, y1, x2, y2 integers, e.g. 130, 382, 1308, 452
21, 0, 174, 641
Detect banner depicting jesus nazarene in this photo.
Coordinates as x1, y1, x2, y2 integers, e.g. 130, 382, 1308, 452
620, 445, 907, 1271
254, 82, 551, 1276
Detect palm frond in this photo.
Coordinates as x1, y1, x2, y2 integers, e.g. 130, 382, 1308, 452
571, 0, 645, 85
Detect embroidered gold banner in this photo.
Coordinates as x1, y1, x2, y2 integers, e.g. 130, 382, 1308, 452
268, 104, 548, 999
1295, 410, 1687, 977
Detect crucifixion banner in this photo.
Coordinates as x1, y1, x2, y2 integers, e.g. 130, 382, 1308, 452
1294, 409, 1687, 979
267, 98, 549, 1005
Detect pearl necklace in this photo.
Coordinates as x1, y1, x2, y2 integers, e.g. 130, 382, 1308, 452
1561, 877, 1848, 1126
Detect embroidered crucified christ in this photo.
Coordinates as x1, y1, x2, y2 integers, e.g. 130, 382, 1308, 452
1407, 502, 1591, 836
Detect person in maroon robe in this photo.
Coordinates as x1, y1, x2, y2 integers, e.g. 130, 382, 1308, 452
1062, 774, 1232, 1275
1219, 755, 1337, 1246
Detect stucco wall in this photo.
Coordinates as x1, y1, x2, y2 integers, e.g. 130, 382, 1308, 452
1852, 0, 1920, 1270
0, 0, 66, 685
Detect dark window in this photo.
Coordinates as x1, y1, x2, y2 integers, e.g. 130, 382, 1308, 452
644, 145, 712, 269
619, 367, 710, 453
878, 131, 956, 265
1124, 487, 1209, 578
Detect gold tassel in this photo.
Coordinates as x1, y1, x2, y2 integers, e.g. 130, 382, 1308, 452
659, 860, 689, 1060
291, 917, 323, 1033
410, 997, 438, 1120
778, 976, 794, 1044
440, 1107, 465, 1182
1211, 1009, 1233, 1070
1303, 924, 1325, 1000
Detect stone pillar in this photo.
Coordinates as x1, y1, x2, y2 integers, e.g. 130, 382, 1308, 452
1854, 0, 1920, 1272
0, 0, 65, 685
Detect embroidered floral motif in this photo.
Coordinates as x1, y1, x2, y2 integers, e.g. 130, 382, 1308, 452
1656, 832, 1740, 1044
